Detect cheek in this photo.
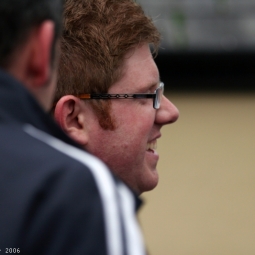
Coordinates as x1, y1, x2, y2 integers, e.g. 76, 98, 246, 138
113, 119, 153, 160
91, 105, 156, 161
114, 104, 155, 132
118, 114, 155, 143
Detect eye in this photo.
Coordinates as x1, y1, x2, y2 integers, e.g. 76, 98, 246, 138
145, 86, 156, 94
150, 87, 158, 94
150, 83, 160, 93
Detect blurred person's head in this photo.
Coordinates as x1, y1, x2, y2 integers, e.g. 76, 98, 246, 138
0, 0, 63, 110
54, 0, 179, 194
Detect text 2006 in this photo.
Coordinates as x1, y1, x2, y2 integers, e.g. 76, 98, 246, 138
5, 248, 20, 253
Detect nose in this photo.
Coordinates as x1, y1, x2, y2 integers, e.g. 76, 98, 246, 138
155, 95, 179, 125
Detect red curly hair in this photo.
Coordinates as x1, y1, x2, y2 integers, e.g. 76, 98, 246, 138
55, 0, 160, 129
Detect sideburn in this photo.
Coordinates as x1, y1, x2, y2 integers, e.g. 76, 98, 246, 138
92, 100, 116, 130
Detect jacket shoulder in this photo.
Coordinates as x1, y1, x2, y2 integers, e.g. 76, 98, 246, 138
0, 124, 108, 255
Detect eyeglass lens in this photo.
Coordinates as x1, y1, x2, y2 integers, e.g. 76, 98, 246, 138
154, 83, 164, 109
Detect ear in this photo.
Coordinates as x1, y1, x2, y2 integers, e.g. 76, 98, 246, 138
54, 96, 89, 145
28, 21, 55, 87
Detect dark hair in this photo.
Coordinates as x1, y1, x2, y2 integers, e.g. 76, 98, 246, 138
0, 0, 63, 68
56, 0, 160, 129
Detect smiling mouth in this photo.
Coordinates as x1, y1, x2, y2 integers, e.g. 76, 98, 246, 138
146, 140, 157, 153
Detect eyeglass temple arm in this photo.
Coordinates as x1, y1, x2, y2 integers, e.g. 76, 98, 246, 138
77, 93, 155, 99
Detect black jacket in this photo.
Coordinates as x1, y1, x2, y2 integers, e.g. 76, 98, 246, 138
0, 69, 144, 255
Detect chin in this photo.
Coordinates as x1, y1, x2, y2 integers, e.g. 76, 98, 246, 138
138, 173, 159, 194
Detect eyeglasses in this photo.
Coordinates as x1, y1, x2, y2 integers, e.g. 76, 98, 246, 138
77, 82, 164, 109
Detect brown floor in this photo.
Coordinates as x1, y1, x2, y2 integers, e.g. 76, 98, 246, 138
139, 92, 255, 255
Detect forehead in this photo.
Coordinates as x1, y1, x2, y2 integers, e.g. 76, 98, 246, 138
110, 44, 160, 92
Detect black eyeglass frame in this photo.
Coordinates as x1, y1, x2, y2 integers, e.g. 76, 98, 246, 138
77, 82, 164, 109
